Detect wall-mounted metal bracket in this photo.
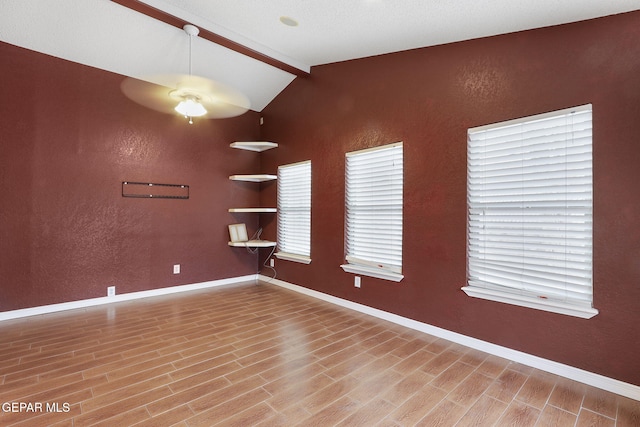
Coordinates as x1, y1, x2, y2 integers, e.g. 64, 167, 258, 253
122, 182, 189, 199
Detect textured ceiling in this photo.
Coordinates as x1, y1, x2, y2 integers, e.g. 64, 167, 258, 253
1, 0, 638, 112
144, 0, 640, 68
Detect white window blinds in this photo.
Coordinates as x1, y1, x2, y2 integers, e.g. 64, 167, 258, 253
464, 104, 596, 318
277, 161, 311, 261
343, 142, 403, 281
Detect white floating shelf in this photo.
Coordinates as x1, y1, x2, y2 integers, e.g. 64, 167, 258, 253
228, 207, 277, 213
230, 141, 278, 152
228, 240, 277, 248
229, 174, 277, 182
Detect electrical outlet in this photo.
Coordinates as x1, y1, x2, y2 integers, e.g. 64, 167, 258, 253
270, 258, 275, 267
173, 264, 180, 274
107, 286, 116, 297
354, 276, 361, 288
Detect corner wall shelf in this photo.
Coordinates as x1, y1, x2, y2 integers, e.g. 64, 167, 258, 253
228, 207, 277, 213
228, 141, 278, 252
228, 240, 277, 248
230, 141, 278, 152
229, 174, 277, 182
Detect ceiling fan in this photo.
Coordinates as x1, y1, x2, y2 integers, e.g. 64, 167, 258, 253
121, 24, 250, 123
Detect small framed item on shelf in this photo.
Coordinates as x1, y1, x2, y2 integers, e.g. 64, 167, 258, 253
228, 223, 249, 243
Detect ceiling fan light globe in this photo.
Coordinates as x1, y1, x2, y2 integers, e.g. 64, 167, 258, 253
175, 99, 207, 117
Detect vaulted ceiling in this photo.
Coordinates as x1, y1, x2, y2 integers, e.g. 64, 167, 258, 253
2, 0, 638, 112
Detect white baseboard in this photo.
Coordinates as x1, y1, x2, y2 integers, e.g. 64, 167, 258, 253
259, 275, 640, 401
0, 275, 256, 322
3, 274, 637, 401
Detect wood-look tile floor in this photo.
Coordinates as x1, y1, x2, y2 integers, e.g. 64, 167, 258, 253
1, 281, 638, 427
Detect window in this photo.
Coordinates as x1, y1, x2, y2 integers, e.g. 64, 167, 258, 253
276, 160, 311, 264
341, 142, 404, 282
463, 104, 597, 318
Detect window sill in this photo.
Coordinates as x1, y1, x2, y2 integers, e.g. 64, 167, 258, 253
275, 252, 311, 264
461, 286, 598, 319
341, 264, 404, 282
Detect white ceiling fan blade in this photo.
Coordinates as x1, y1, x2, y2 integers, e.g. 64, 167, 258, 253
120, 74, 251, 119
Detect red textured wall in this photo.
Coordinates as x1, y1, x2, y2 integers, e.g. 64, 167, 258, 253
260, 11, 640, 386
0, 42, 261, 311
